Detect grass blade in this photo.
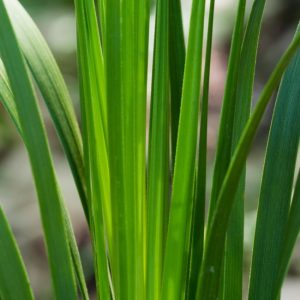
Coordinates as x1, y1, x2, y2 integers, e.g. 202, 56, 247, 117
169, 0, 185, 164
207, 0, 264, 297
220, 0, 247, 299
186, 0, 216, 297
0, 60, 89, 300
249, 26, 300, 300
0, 1, 77, 298
5, 0, 88, 220
96, 0, 106, 50
0, 60, 21, 133
0, 207, 34, 300
63, 206, 90, 300
209, 0, 266, 220
274, 169, 300, 298
121, 0, 148, 296
146, 0, 169, 297
74, 0, 111, 298
105, 0, 128, 298
161, 0, 206, 297
134, 1, 151, 297
197, 33, 300, 300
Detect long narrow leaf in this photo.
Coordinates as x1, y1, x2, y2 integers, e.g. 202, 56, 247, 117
161, 0, 206, 297
0, 60, 89, 300
0, 60, 21, 133
146, 0, 169, 297
207, 0, 264, 297
169, 0, 185, 164
134, 1, 151, 298
0, 207, 34, 300
186, 0, 215, 297
74, 0, 111, 298
121, 0, 147, 296
4, 0, 88, 220
274, 169, 300, 298
197, 33, 300, 300
0, 1, 77, 299
249, 26, 300, 300
221, 0, 247, 298
105, 0, 127, 298
209, 0, 266, 221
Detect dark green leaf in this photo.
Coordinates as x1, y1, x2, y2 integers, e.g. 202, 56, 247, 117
249, 26, 300, 300
197, 33, 300, 300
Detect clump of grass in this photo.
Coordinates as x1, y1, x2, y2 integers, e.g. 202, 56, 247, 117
0, 0, 299, 299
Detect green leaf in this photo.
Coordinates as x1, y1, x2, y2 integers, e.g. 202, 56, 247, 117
74, 0, 111, 298
169, 0, 185, 165
4, 0, 88, 221
0, 59, 89, 300
104, 0, 127, 298
186, 0, 216, 297
161, 0, 206, 297
0, 60, 21, 133
249, 26, 300, 300
220, 0, 247, 298
105, 0, 151, 297
96, 0, 106, 49
207, 0, 265, 297
209, 0, 266, 221
0, 207, 34, 300
0, 1, 77, 299
146, 0, 169, 297
120, 0, 150, 297
197, 32, 300, 300
133, 1, 151, 298
63, 205, 90, 300
274, 169, 300, 298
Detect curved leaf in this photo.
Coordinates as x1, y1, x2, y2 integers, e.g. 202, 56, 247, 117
249, 26, 300, 300
197, 32, 300, 300
0, 207, 34, 300
0, 60, 21, 133
0, 1, 77, 298
0, 56, 89, 300
5, 0, 88, 220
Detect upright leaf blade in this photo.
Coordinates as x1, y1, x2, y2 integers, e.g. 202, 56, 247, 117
209, 0, 266, 220
169, 0, 185, 164
161, 0, 206, 297
206, 0, 265, 297
274, 169, 300, 299
0, 207, 34, 300
197, 34, 300, 300
146, 0, 169, 297
134, 1, 151, 297
249, 26, 300, 300
186, 0, 215, 297
105, 0, 128, 298
74, 0, 111, 298
221, 0, 246, 298
0, 1, 77, 298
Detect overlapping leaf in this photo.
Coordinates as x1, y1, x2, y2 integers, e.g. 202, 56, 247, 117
0, 1, 77, 298
249, 26, 300, 300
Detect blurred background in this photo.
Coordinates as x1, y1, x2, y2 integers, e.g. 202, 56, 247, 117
0, 0, 299, 298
